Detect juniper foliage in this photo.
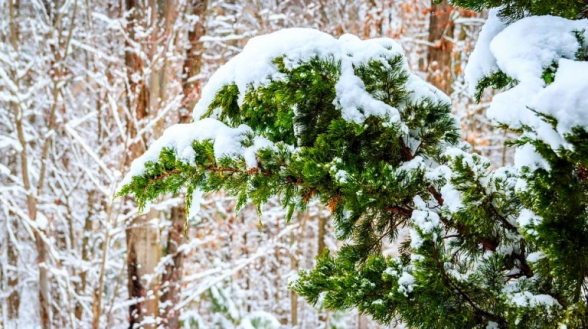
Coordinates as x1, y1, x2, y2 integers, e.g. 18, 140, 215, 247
119, 5, 588, 328
448, 0, 588, 21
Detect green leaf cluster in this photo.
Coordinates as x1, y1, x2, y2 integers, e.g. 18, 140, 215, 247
448, 0, 588, 21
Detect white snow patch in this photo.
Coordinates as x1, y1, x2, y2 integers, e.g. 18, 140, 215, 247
334, 170, 349, 183
526, 251, 545, 263
188, 189, 204, 220
440, 183, 463, 213
397, 272, 415, 296
531, 59, 588, 138
398, 156, 425, 172
121, 118, 274, 186
409, 228, 423, 249
411, 209, 440, 234
517, 209, 542, 227
487, 321, 500, 329
468, 15, 588, 151
465, 9, 507, 94
36, 212, 48, 230
193, 28, 449, 126
509, 291, 561, 308
514, 144, 550, 171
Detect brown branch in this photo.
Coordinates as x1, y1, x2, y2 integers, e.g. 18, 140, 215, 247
146, 168, 182, 185
303, 188, 317, 203
386, 206, 413, 217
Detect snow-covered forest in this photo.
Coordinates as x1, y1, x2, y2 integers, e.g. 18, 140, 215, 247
3, 0, 587, 328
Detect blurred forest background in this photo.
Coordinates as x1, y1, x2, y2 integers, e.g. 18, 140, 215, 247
0, 0, 514, 328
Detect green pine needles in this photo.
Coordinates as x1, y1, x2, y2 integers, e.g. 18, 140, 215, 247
448, 0, 588, 21
119, 8, 588, 328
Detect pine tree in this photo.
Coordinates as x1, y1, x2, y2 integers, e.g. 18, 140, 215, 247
119, 2, 588, 326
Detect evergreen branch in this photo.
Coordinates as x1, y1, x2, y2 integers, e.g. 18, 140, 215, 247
431, 244, 505, 325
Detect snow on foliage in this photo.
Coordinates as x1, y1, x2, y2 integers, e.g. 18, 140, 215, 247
466, 15, 588, 150
117, 8, 588, 327
122, 27, 452, 210
193, 28, 449, 124
464, 9, 507, 94
0, 1, 459, 328
122, 118, 274, 186
508, 292, 561, 309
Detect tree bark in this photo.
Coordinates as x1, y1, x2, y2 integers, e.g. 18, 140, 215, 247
357, 313, 368, 329
127, 210, 161, 329
75, 192, 95, 320
6, 214, 20, 323
426, 0, 455, 95
181, 0, 209, 122
318, 213, 327, 256
6, 1, 20, 321
124, 0, 162, 327
11, 0, 53, 326
160, 207, 185, 328
160, 2, 208, 327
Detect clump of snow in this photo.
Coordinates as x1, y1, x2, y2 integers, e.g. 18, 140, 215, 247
532, 59, 588, 137
398, 155, 425, 172
509, 291, 561, 308
440, 181, 463, 213
397, 272, 415, 296
514, 144, 550, 171
188, 189, 204, 220
406, 74, 452, 105
487, 321, 500, 329
192, 28, 449, 126
517, 209, 542, 228
121, 118, 274, 186
384, 267, 398, 277
425, 162, 464, 213
490, 16, 586, 84
334, 170, 348, 183
0, 163, 10, 176
526, 251, 545, 263
243, 137, 274, 168
36, 212, 48, 230
466, 15, 588, 151
409, 228, 423, 249
411, 210, 440, 235
464, 9, 506, 94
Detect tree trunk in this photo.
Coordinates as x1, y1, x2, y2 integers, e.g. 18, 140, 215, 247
318, 213, 327, 256
35, 231, 51, 329
76, 192, 95, 320
426, 0, 455, 95
160, 207, 185, 328
160, 2, 208, 326
127, 210, 161, 329
181, 0, 209, 122
10, 1, 52, 327
357, 314, 368, 329
124, 0, 161, 327
6, 214, 20, 323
